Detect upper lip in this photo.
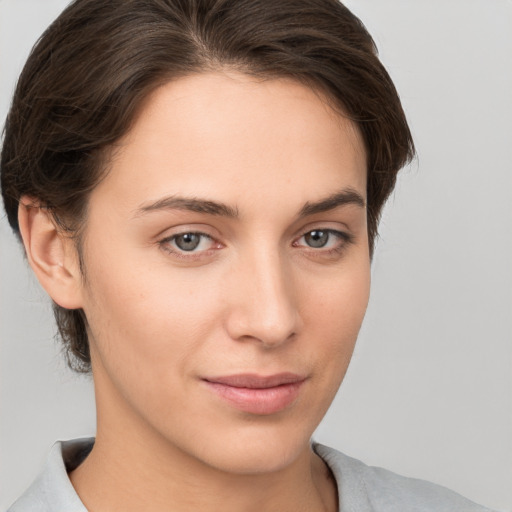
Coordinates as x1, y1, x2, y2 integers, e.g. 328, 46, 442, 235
203, 373, 306, 389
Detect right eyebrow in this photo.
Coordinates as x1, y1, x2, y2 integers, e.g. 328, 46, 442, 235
132, 196, 239, 219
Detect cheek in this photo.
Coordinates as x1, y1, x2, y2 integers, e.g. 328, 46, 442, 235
303, 259, 370, 379
81, 246, 223, 380
307, 258, 370, 331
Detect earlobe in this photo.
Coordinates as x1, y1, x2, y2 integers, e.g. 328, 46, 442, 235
18, 197, 84, 309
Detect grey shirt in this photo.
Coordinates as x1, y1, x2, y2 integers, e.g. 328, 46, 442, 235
7, 438, 495, 511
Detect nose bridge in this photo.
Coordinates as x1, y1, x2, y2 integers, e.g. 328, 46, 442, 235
227, 243, 300, 347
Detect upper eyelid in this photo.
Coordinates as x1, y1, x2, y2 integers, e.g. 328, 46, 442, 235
156, 224, 219, 241
162, 230, 212, 240
295, 226, 350, 239
292, 217, 351, 235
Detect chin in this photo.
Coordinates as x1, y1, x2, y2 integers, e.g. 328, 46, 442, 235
183, 420, 314, 475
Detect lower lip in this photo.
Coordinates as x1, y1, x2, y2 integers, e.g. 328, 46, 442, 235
204, 380, 304, 415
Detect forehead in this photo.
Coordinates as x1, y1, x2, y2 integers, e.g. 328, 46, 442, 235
92, 71, 367, 216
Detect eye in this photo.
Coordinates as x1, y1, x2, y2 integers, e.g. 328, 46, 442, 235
160, 232, 218, 255
294, 229, 353, 251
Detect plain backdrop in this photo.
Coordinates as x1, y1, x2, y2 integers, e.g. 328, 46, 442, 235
1, 0, 511, 510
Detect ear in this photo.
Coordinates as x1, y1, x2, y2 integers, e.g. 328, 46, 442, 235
18, 197, 84, 309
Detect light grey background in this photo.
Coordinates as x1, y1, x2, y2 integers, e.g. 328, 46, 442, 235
1, 0, 510, 510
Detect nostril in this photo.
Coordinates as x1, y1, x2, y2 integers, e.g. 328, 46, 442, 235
225, 296, 300, 347
259, 329, 297, 349
230, 298, 301, 347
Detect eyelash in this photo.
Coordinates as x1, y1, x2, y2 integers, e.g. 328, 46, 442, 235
293, 229, 354, 257
158, 228, 354, 259
158, 232, 219, 260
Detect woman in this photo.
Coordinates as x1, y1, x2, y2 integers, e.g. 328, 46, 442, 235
0, 1, 501, 510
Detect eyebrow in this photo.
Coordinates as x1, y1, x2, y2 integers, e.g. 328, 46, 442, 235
133, 188, 365, 219
134, 196, 239, 218
298, 188, 366, 217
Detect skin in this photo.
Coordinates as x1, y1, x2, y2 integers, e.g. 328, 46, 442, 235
19, 71, 370, 512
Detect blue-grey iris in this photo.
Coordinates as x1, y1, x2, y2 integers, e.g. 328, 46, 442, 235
175, 233, 201, 251
305, 230, 328, 248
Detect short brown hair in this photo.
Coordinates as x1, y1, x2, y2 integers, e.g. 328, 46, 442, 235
1, 0, 414, 372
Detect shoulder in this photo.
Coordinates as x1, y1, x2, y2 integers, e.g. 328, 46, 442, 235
314, 443, 496, 512
7, 439, 92, 512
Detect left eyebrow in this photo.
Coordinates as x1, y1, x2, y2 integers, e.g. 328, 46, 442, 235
298, 188, 366, 217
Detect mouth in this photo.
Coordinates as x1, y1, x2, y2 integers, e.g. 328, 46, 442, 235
202, 373, 306, 415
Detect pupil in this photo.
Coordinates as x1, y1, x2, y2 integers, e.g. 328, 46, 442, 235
176, 233, 200, 251
306, 230, 328, 248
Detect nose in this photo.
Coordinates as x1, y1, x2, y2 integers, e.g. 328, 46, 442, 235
224, 249, 302, 348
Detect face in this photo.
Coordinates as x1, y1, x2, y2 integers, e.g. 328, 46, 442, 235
77, 71, 370, 474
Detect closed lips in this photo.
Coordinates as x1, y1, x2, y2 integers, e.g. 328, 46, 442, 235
203, 373, 306, 388
202, 373, 307, 415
